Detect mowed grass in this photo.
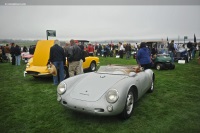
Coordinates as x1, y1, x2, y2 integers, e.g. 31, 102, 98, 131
0, 55, 200, 133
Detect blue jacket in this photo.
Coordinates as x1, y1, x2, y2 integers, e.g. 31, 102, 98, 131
137, 47, 151, 65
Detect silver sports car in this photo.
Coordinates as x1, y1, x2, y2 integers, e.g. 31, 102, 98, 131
57, 65, 155, 119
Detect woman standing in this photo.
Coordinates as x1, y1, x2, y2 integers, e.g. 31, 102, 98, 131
136, 42, 151, 70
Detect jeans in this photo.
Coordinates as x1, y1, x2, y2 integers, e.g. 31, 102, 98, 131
126, 51, 131, 59
15, 55, 21, 65
169, 51, 174, 63
192, 49, 196, 59
52, 61, 64, 85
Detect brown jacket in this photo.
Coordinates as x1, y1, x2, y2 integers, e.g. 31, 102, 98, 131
4, 46, 10, 53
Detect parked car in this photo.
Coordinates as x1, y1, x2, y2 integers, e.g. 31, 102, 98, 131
24, 40, 100, 78
144, 41, 175, 70
21, 52, 34, 63
57, 65, 155, 119
173, 43, 190, 63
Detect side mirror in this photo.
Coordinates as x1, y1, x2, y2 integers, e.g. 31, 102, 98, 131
129, 72, 136, 77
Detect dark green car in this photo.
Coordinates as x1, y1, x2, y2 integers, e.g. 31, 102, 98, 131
144, 41, 175, 70
152, 54, 175, 70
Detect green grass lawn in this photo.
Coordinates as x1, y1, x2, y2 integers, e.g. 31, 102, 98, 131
0, 56, 200, 133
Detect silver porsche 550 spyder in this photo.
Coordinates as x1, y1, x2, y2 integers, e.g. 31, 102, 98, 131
57, 65, 155, 119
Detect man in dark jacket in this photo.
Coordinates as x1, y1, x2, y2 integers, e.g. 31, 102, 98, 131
14, 45, 21, 66
168, 40, 176, 63
49, 40, 65, 85
10, 43, 16, 65
67, 39, 83, 77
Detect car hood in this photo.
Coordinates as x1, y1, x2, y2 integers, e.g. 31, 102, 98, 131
70, 73, 126, 102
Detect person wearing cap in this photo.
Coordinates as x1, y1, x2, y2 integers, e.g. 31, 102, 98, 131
136, 42, 151, 70
49, 40, 65, 85
67, 39, 83, 77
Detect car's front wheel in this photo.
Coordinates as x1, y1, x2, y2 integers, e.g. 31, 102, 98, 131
120, 89, 135, 119
89, 61, 96, 72
156, 63, 163, 70
170, 64, 175, 70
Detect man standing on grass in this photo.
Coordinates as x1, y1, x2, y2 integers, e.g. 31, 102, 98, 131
67, 39, 83, 77
168, 40, 175, 63
49, 40, 65, 85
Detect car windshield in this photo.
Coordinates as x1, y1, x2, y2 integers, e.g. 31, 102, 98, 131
157, 42, 169, 55
97, 65, 135, 75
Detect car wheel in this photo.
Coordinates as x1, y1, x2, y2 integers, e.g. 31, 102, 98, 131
148, 75, 154, 93
156, 64, 162, 70
89, 61, 96, 72
170, 64, 175, 70
120, 89, 135, 119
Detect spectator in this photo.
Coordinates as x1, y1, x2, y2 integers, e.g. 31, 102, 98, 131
4, 44, 11, 62
125, 43, 131, 59
22, 46, 28, 52
192, 43, 197, 59
67, 39, 83, 77
168, 40, 176, 63
49, 40, 65, 85
151, 45, 157, 56
10, 43, 16, 65
97, 44, 102, 56
14, 45, 21, 66
88, 43, 94, 56
119, 42, 125, 58
187, 41, 193, 59
78, 42, 85, 74
29, 45, 36, 55
137, 42, 151, 70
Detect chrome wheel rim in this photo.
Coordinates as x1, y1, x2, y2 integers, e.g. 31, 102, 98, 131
126, 92, 134, 115
90, 63, 96, 71
156, 65, 160, 70
151, 81, 154, 91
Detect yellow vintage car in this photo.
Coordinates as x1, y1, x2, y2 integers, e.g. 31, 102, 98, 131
25, 40, 100, 78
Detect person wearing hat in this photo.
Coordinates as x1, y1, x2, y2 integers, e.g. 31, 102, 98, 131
49, 40, 65, 85
136, 42, 151, 70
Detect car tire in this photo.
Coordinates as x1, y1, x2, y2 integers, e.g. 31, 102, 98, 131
148, 75, 154, 93
89, 61, 96, 72
170, 64, 175, 70
120, 89, 135, 119
156, 63, 163, 70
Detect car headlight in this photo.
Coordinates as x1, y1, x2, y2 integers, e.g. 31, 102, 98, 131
57, 82, 66, 95
106, 89, 119, 103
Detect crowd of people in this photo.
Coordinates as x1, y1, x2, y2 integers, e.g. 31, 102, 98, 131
0, 43, 35, 65
1, 40, 199, 85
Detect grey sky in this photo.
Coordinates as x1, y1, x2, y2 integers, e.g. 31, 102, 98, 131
0, 6, 200, 41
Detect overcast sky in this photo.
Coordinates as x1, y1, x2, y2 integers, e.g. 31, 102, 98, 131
0, 5, 200, 41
